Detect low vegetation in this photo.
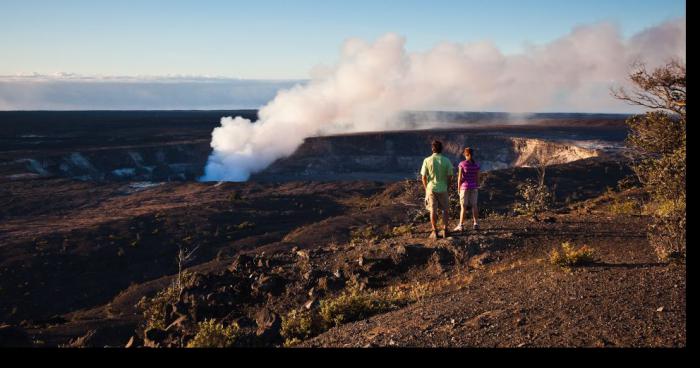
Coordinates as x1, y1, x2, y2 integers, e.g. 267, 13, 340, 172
612, 60, 686, 261
280, 309, 320, 347
608, 198, 642, 216
186, 319, 240, 348
513, 178, 553, 215
136, 271, 196, 330
549, 242, 596, 267
391, 224, 413, 237
280, 280, 428, 346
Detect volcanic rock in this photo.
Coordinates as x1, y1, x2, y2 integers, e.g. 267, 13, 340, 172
255, 309, 282, 343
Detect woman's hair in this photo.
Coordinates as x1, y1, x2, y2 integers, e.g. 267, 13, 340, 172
432, 140, 443, 154
464, 147, 475, 163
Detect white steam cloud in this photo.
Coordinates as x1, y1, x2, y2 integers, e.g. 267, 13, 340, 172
202, 18, 685, 182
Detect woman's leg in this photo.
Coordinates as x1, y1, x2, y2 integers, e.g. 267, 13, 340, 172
471, 190, 479, 225
459, 190, 466, 225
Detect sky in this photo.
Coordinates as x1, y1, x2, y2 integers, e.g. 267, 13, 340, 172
0, 0, 686, 111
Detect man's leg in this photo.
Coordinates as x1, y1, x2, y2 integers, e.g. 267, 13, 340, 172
427, 193, 438, 238
442, 208, 449, 232
440, 192, 449, 238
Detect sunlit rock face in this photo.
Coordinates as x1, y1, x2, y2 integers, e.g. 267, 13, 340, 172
13, 127, 621, 183
250, 128, 620, 182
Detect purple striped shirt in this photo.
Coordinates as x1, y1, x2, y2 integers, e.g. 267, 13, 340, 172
458, 160, 480, 190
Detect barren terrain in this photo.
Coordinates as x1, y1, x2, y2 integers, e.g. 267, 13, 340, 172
0, 111, 685, 348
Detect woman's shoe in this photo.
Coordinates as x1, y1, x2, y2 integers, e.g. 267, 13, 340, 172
429, 230, 438, 239
453, 224, 464, 232
473, 223, 480, 230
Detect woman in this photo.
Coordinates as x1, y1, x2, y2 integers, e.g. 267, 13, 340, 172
454, 147, 480, 232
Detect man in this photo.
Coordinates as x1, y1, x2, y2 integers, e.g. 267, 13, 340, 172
420, 140, 454, 239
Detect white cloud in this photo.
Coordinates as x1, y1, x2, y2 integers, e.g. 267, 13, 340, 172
0, 75, 302, 110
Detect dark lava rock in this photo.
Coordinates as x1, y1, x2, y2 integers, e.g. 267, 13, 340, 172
428, 252, 447, 274
253, 274, 287, 297
255, 309, 282, 343
362, 257, 394, 273
391, 244, 434, 269
144, 328, 169, 348
0, 325, 33, 347
234, 316, 256, 329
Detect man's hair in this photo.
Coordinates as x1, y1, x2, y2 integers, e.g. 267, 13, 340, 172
432, 140, 443, 154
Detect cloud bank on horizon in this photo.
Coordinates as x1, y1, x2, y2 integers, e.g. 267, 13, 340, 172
0, 75, 300, 110
201, 17, 685, 182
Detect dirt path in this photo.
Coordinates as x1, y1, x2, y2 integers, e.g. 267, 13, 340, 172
301, 215, 685, 348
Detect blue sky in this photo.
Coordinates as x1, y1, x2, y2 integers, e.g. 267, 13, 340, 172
0, 0, 686, 79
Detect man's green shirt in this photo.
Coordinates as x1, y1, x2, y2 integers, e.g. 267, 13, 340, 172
420, 153, 454, 193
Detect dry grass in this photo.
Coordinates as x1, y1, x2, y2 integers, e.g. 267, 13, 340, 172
186, 319, 239, 348
549, 242, 595, 267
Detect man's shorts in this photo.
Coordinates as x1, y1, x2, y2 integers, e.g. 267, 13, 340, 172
425, 191, 450, 214
459, 189, 479, 208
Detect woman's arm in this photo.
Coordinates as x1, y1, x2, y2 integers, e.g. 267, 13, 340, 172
456, 169, 462, 192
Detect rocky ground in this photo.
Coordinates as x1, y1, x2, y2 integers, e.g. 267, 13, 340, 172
0, 155, 686, 348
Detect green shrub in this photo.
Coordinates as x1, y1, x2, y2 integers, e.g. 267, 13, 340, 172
391, 225, 413, 237
186, 319, 239, 348
350, 226, 379, 246
549, 242, 595, 267
319, 281, 407, 328
613, 60, 685, 260
279, 282, 427, 346
281, 309, 319, 346
609, 199, 641, 216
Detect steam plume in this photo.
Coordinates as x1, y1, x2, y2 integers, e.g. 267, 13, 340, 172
202, 18, 685, 182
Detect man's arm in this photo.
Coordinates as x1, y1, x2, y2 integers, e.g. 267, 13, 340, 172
422, 175, 428, 191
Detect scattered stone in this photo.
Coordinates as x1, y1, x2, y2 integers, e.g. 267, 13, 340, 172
125, 336, 136, 348
656, 306, 665, 312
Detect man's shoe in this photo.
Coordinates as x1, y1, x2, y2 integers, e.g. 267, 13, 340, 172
453, 224, 464, 232
440, 229, 448, 239
473, 223, 480, 230
429, 230, 438, 239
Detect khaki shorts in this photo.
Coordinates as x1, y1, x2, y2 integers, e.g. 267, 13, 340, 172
459, 189, 479, 208
425, 191, 449, 214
